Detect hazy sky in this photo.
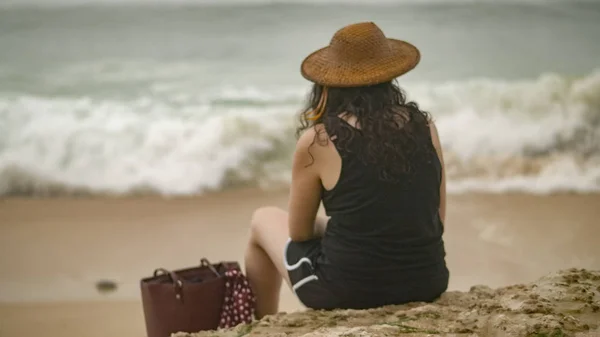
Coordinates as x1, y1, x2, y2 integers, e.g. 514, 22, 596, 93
0, 0, 384, 5
0, 0, 584, 6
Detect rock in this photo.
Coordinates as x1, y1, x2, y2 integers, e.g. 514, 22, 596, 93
176, 269, 600, 337
95, 279, 118, 293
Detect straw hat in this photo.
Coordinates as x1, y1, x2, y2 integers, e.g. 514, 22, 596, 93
301, 22, 420, 87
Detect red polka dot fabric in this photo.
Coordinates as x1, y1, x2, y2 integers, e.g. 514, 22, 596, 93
218, 267, 256, 329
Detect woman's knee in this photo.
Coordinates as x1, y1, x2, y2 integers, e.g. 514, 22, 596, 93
250, 206, 286, 237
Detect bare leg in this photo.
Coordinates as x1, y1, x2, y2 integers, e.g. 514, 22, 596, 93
244, 207, 291, 318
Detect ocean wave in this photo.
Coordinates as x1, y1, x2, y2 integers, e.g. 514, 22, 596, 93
1, 69, 599, 196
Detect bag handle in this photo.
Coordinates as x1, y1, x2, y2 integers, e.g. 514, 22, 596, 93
153, 268, 184, 301
200, 258, 221, 277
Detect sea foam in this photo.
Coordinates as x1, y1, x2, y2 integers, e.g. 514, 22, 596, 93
1, 68, 599, 196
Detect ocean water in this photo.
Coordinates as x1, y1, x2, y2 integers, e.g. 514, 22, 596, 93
1, 0, 599, 196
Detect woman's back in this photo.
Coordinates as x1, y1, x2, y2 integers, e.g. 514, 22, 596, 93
313, 114, 448, 309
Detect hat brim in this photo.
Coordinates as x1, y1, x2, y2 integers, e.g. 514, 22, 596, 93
300, 39, 420, 88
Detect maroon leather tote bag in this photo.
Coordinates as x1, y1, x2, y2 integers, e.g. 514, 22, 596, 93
140, 259, 241, 337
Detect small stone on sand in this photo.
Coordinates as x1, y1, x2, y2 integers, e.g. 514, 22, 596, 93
95, 280, 118, 293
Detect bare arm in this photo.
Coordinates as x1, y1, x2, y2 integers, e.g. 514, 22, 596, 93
287, 128, 323, 241
429, 121, 446, 224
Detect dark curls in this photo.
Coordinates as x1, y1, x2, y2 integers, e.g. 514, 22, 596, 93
296, 81, 435, 183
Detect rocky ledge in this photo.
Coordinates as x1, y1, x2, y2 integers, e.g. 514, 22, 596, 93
175, 268, 600, 337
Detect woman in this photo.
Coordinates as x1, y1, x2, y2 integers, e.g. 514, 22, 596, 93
245, 22, 449, 318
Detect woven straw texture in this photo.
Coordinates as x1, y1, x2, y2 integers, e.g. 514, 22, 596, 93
301, 22, 420, 87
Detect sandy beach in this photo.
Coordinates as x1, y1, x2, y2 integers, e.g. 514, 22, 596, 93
1, 189, 599, 336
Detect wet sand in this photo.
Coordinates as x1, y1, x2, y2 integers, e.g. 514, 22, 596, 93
1, 189, 599, 336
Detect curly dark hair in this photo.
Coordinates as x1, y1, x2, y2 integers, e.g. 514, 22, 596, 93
296, 81, 435, 182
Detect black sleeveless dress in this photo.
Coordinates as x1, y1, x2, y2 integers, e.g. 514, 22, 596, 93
284, 118, 449, 310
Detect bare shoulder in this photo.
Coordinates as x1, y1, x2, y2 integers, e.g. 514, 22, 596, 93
294, 124, 331, 166
296, 124, 330, 150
